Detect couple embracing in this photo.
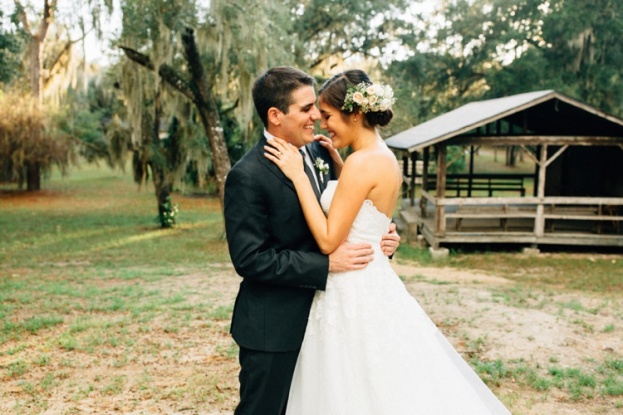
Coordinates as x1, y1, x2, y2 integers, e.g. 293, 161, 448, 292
224, 67, 511, 415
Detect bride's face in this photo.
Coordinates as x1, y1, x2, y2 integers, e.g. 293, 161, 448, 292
318, 96, 356, 149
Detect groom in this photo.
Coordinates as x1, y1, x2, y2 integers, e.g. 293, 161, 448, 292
224, 66, 399, 415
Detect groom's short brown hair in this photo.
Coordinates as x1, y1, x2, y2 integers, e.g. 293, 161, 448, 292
252, 67, 316, 127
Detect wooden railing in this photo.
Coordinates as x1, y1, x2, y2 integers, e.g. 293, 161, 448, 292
421, 192, 623, 236
426, 174, 532, 197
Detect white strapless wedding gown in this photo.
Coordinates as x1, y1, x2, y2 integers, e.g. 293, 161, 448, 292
286, 181, 511, 415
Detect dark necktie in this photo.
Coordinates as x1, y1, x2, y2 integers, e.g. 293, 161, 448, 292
300, 149, 321, 199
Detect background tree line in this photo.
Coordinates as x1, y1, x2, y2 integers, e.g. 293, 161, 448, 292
1, 0, 621, 226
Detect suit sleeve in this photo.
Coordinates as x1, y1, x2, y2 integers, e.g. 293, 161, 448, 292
224, 165, 329, 291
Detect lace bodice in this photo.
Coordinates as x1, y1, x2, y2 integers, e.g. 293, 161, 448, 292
320, 180, 391, 254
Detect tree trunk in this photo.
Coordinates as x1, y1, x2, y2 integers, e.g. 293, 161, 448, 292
151, 162, 172, 227
505, 146, 517, 167
25, 160, 41, 191
144, 91, 175, 229
30, 38, 43, 106
17, 0, 56, 191
181, 28, 231, 208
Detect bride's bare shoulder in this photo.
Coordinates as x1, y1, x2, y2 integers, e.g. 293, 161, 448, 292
345, 146, 398, 170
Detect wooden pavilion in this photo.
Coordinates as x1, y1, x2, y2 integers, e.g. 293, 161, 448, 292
386, 90, 623, 249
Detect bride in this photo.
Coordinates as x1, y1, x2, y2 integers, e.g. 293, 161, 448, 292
265, 69, 511, 415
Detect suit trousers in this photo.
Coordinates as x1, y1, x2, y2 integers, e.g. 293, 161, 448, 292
235, 347, 300, 415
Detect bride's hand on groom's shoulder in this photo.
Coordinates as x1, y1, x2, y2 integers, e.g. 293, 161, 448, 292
264, 138, 305, 181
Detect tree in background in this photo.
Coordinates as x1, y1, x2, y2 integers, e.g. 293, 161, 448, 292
389, 0, 623, 118
4, 0, 113, 190
113, 0, 410, 223
0, 93, 76, 187
115, 0, 234, 226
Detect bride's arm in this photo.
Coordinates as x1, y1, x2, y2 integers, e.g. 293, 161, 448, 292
265, 139, 370, 254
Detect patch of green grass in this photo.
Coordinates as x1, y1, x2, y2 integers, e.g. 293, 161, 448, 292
490, 285, 547, 309
473, 358, 623, 401
22, 315, 65, 334
559, 299, 585, 312
606, 359, 623, 375
0, 165, 228, 270
471, 359, 511, 386
395, 244, 434, 265
7, 359, 28, 378
413, 249, 623, 293
208, 304, 234, 320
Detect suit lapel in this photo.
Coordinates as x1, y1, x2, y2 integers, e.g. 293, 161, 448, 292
255, 135, 296, 192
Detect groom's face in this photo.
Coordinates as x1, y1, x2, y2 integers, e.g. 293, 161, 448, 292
276, 86, 320, 148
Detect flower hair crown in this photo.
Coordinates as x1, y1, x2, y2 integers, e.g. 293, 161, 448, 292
341, 82, 396, 113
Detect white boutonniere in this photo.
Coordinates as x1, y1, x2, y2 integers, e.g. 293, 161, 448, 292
314, 157, 329, 183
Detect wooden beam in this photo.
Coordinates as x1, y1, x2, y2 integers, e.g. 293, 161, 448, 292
519, 145, 540, 165
445, 146, 466, 168
544, 144, 569, 167
452, 135, 622, 146
435, 196, 623, 206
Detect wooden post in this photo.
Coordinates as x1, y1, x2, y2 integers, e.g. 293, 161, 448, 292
421, 147, 430, 217
534, 145, 548, 237
402, 153, 409, 201
410, 151, 417, 206
435, 145, 447, 235
468, 146, 475, 197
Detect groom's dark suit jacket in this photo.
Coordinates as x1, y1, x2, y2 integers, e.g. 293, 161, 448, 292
224, 134, 335, 352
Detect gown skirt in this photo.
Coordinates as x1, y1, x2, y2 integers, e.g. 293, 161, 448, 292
285, 181, 511, 415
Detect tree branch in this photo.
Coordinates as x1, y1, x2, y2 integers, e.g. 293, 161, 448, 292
158, 64, 195, 102
13, 1, 31, 33
36, 0, 55, 41
120, 46, 196, 102
119, 46, 155, 71
221, 98, 239, 116
181, 27, 210, 106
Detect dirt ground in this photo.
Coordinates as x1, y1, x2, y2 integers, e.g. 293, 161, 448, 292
394, 263, 622, 415
2, 261, 622, 415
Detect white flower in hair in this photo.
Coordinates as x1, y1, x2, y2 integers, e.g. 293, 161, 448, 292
342, 82, 396, 113
352, 91, 364, 105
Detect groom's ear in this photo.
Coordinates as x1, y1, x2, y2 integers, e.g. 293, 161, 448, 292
267, 107, 282, 126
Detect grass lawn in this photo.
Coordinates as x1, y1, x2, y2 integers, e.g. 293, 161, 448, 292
1, 162, 622, 414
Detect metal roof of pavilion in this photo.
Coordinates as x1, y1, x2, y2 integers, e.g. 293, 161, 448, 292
385, 90, 623, 152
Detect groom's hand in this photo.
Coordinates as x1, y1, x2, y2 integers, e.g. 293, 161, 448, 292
381, 223, 400, 257
329, 243, 374, 272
